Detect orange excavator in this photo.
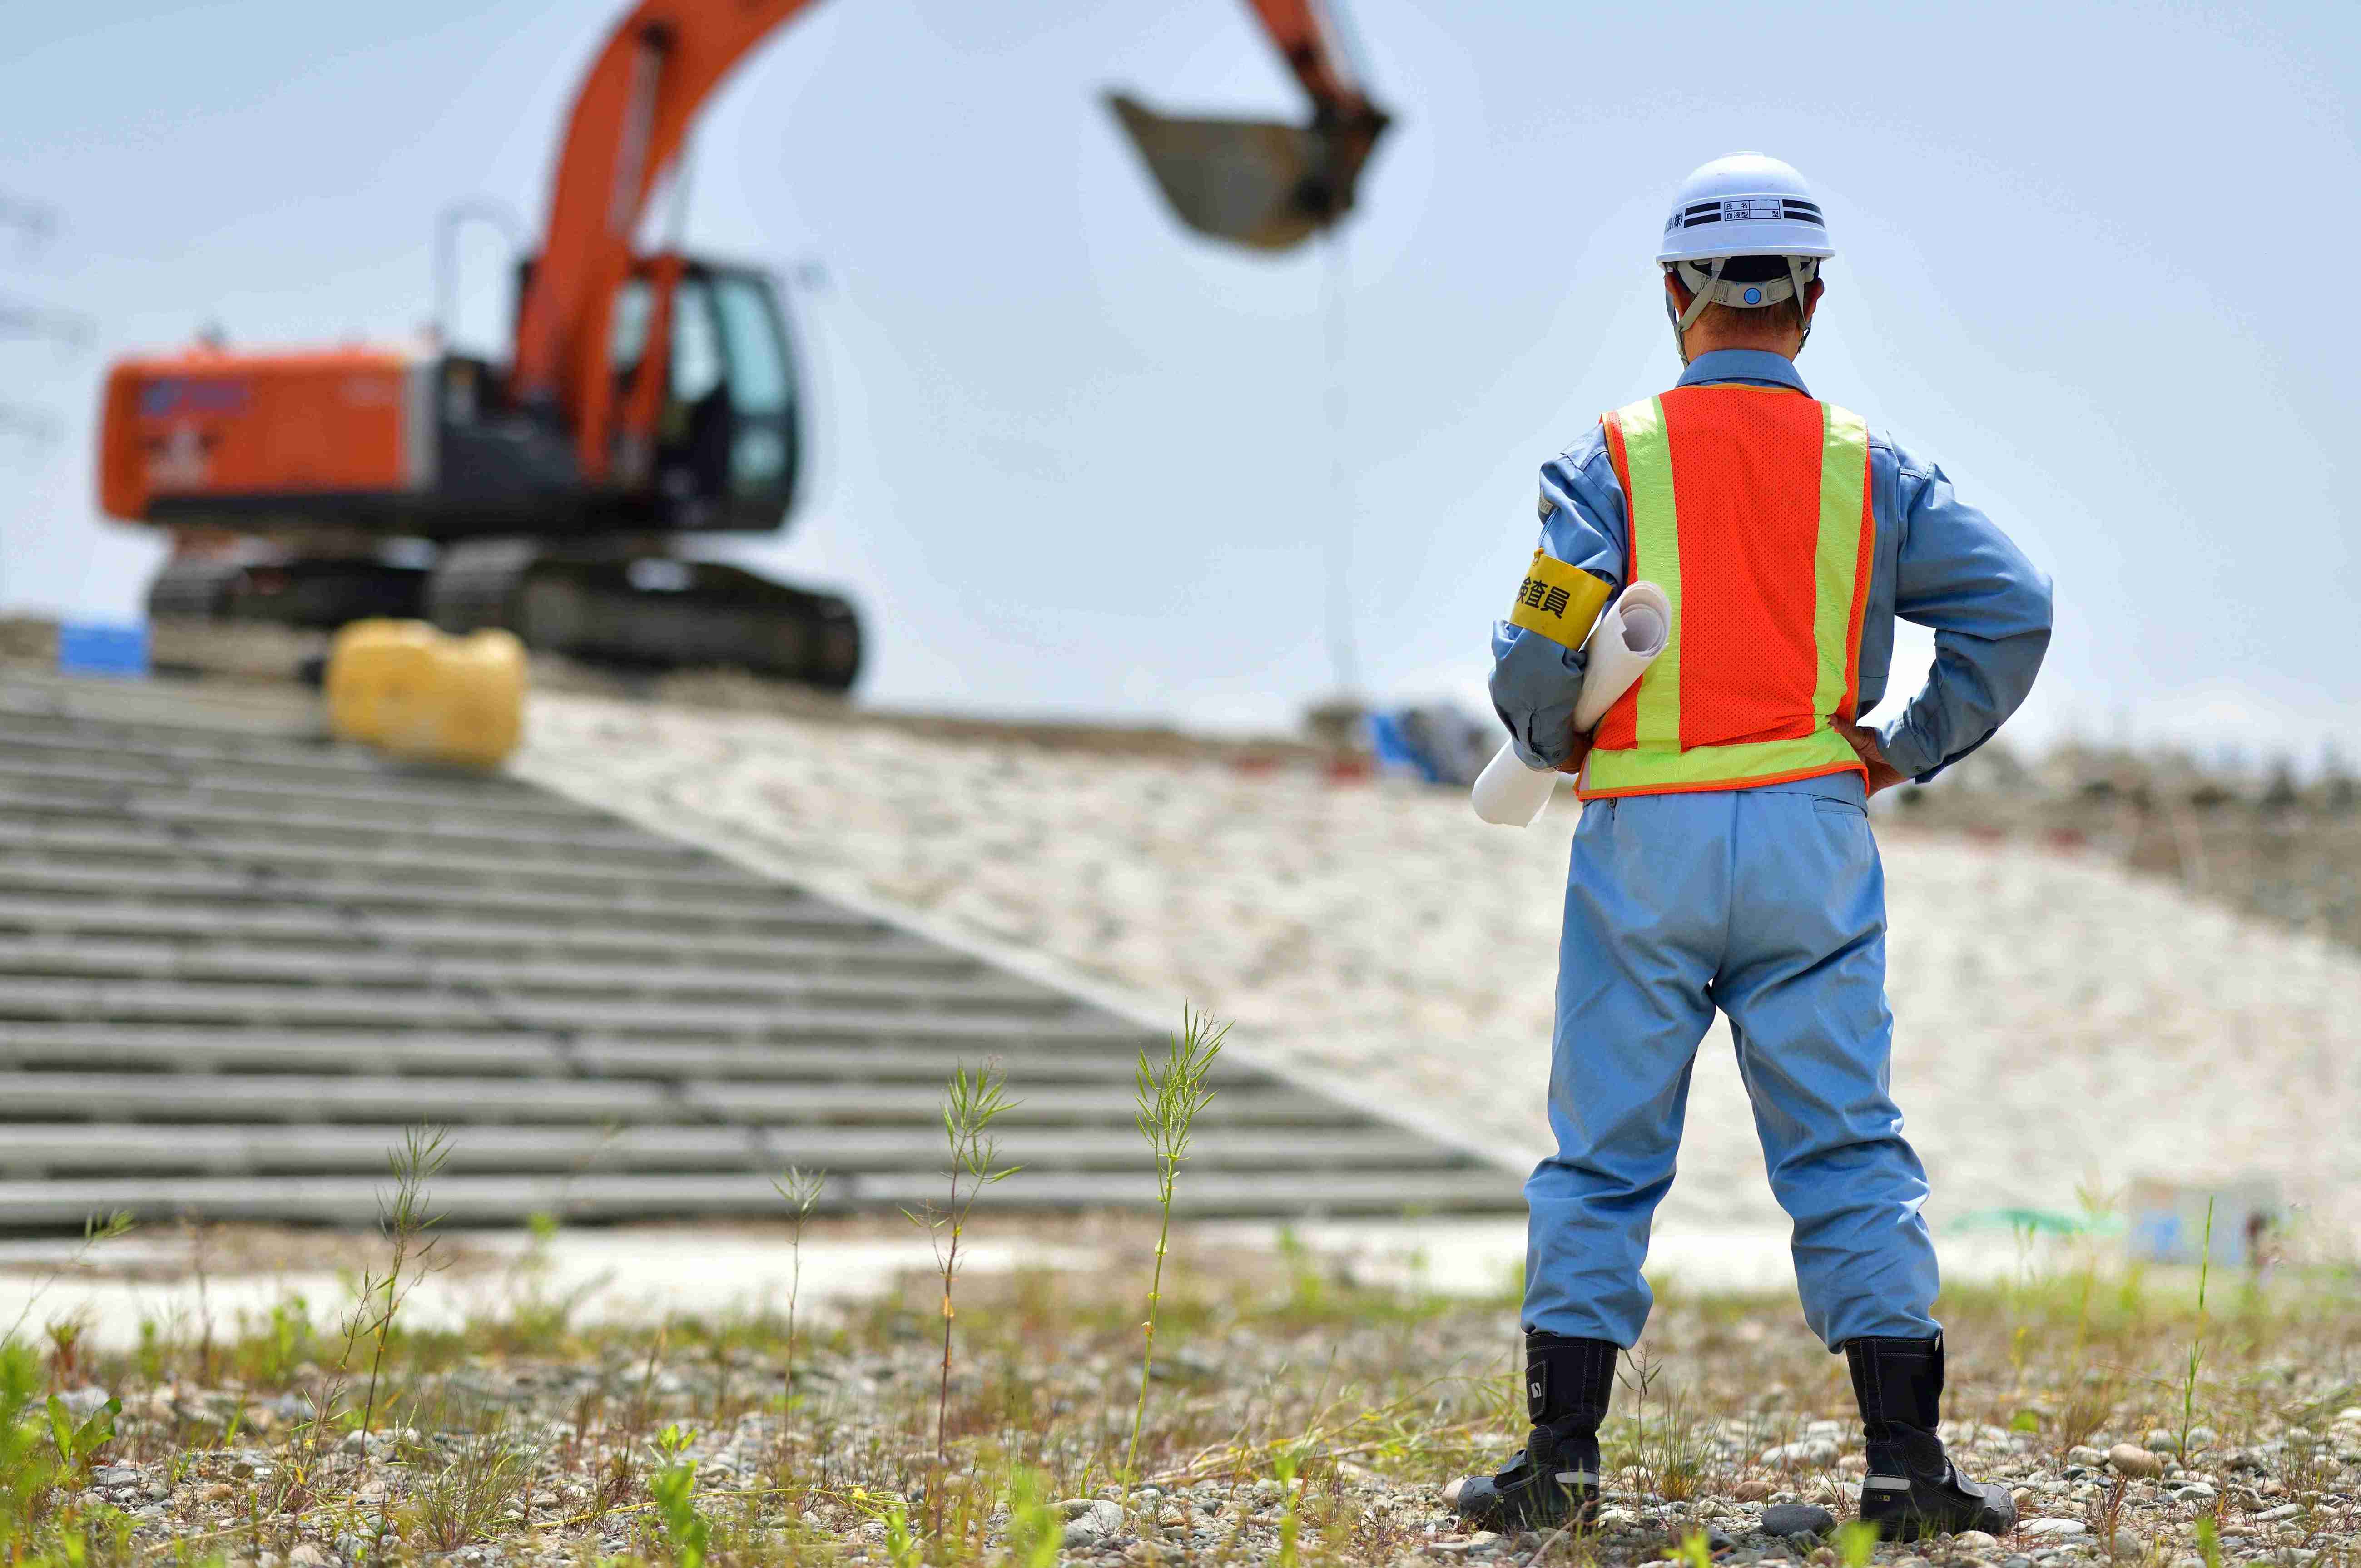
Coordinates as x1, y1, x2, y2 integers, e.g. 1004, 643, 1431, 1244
96, 0, 1389, 690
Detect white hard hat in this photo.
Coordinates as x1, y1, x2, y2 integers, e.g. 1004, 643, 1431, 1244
1657, 152, 1832, 264
1656, 153, 1833, 357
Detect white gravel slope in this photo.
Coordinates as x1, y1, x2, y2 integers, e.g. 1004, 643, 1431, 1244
516, 695, 2361, 1256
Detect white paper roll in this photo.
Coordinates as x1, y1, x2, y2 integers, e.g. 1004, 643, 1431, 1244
1571, 581, 1672, 732
1468, 580, 1674, 829
1470, 741, 1559, 826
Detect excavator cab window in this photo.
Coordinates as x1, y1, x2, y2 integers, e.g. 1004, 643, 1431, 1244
702, 268, 799, 526
610, 263, 800, 529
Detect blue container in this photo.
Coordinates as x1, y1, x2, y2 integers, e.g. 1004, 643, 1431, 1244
56, 622, 150, 679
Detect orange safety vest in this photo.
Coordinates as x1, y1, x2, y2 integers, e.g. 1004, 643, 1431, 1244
1579, 385, 1874, 801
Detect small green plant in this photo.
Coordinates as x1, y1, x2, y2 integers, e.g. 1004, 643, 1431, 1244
1125, 1005, 1227, 1492
1663, 1528, 1715, 1568
905, 1062, 1022, 1471
1003, 1467, 1063, 1568
883, 1499, 922, 1568
1615, 1345, 1707, 1502
649, 1424, 711, 1568
357, 1125, 452, 1439
2195, 1514, 2223, 1568
771, 1165, 827, 1414
4, 1211, 131, 1346
44, 1392, 119, 1485
412, 1426, 538, 1549
2178, 1196, 2217, 1461
1272, 1447, 1305, 1568
1834, 1519, 1880, 1568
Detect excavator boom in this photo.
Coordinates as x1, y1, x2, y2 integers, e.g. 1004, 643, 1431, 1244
511, 0, 825, 479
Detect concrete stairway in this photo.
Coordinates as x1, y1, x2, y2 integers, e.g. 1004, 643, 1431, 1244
0, 673, 1515, 1228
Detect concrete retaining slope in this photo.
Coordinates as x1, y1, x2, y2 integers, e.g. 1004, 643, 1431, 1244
0, 673, 1518, 1229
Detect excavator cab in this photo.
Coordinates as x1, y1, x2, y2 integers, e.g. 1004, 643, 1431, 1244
606, 257, 801, 532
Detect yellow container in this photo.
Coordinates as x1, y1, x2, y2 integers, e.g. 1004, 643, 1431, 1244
324, 619, 525, 768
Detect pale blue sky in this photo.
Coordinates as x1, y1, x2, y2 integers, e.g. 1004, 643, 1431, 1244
5, 0, 2356, 765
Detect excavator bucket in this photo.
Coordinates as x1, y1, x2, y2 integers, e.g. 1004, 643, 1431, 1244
1106, 92, 1387, 252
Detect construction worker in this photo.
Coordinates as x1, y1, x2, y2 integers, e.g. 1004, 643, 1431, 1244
1451, 153, 2051, 1540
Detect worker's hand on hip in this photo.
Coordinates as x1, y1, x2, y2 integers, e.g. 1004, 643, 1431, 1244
1832, 718, 1908, 796
1554, 723, 1595, 777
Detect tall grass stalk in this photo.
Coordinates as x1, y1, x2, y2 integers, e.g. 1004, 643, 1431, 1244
772, 1165, 826, 1415
359, 1125, 451, 1440
907, 1063, 1022, 1474
2177, 1196, 2216, 1461
1125, 1006, 1227, 1494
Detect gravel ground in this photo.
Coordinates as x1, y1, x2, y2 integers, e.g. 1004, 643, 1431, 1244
31, 1255, 2361, 1567
514, 696, 2361, 1255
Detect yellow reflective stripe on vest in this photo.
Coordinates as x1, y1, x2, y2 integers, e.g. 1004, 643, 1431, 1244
1613, 396, 1682, 753
1810, 402, 1870, 723
1582, 726, 1858, 792
1582, 395, 1871, 797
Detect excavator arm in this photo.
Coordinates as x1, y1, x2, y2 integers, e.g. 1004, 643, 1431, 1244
513, 0, 1389, 482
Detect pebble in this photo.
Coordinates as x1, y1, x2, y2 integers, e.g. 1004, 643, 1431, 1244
1761, 1504, 1835, 1538
2023, 1519, 2088, 1538
2108, 1444, 2165, 1479
1954, 1531, 2000, 1549
2068, 1446, 2109, 1468
1061, 1499, 1124, 1546
1761, 1439, 1840, 1469
2108, 1530, 2143, 1558
2252, 1503, 2303, 1523
287, 1545, 331, 1568
1733, 1479, 1774, 1502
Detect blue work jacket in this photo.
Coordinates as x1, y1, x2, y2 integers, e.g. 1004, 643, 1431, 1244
1489, 349, 2053, 784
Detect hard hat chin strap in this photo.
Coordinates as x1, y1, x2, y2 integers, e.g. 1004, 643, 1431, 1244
1665, 257, 1820, 363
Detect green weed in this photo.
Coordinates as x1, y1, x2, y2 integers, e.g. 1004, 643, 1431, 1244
1125, 1005, 1226, 1492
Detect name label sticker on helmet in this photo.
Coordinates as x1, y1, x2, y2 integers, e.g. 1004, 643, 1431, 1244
1723, 197, 1785, 222
1508, 550, 1611, 650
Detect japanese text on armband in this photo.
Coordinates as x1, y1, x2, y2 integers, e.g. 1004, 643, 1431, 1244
1507, 549, 1611, 649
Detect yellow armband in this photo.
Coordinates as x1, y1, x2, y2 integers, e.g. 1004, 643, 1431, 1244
1507, 550, 1611, 649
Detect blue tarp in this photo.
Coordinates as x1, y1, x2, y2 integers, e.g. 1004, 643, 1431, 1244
56, 623, 150, 679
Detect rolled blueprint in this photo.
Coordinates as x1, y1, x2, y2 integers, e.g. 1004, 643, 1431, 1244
1571, 580, 1671, 732
1470, 742, 1560, 826
1468, 581, 1673, 827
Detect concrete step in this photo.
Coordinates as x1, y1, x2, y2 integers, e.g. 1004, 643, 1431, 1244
0, 894, 960, 971
0, 1166, 1514, 1227
0, 1025, 1230, 1083
0, 939, 1063, 1009
0, 1121, 1460, 1177
0, 861, 888, 936
0, 974, 1081, 1029
0, 1072, 1341, 1128
0, 675, 1517, 1227
0, 785, 701, 866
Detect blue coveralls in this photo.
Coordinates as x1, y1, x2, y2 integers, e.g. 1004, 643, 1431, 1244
1490, 349, 2053, 1350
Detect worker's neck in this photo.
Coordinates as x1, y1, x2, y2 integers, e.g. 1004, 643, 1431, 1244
1681, 325, 1804, 361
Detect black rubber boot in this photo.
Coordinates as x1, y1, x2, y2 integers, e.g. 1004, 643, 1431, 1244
1448, 1333, 1617, 1532
1845, 1335, 2015, 1541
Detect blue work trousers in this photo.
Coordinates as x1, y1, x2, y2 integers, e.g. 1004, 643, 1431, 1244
1521, 778, 1941, 1350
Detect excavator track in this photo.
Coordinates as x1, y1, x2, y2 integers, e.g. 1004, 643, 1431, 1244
427, 539, 862, 691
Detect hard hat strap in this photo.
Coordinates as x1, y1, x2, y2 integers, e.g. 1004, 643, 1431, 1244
1666, 256, 1821, 361
1788, 256, 1815, 355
